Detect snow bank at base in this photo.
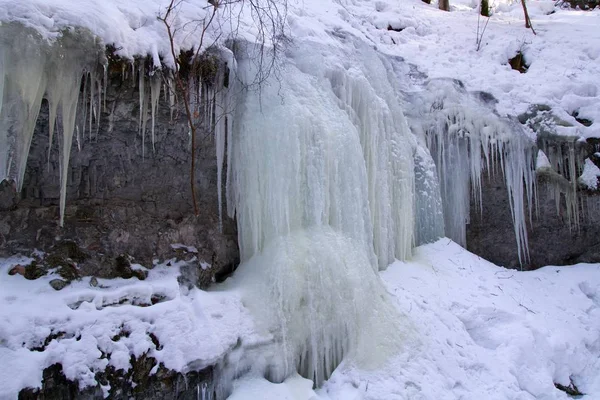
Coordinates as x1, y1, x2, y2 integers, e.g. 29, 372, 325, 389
1, 241, 599, 399
232, 240, 600, 400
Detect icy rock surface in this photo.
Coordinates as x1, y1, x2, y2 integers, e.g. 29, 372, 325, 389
411, 79, 537, 265
0, 24, 104, 226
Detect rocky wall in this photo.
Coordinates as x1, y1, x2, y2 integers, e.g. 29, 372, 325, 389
0, 65, 238, 287
467, 135, 600, 270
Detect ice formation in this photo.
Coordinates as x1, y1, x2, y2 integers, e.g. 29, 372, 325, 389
537, 135, 586, 230
226, 40, 420, 270
0, 19, 553, 390
229, 227, 402, 387
412, 80, 537, 265
413, 145, 445, 246
0, 24, 104, 226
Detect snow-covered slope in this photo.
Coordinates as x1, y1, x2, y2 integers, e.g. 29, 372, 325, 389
1, 0, 600, 398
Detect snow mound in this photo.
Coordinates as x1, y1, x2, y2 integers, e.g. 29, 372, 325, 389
0, 257, 254, 397
579, 158, 600, 190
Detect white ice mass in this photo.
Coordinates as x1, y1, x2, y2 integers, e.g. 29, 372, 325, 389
1, 0, 600, 398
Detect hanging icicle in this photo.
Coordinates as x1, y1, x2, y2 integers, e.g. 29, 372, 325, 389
0, 23, 104, 226
150, 73, 161, 153
416, 79, 537, 266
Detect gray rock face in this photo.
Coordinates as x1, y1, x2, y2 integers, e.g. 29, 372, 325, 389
467, 170, 600, 269
0, 66, 238, 287
18, 361, 214, 400
467, 132, 600, 270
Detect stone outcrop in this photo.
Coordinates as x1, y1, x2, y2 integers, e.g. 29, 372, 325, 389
467, 106, 599, 269
0, 62, 238, 288
18, 361, 214, 400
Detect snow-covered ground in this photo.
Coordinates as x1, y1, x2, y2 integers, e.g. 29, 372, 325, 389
2, 240, 599, 399
230, 240, 600, 399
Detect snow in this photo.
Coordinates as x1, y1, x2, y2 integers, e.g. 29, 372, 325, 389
0, 0, 597, 136
579, 158, 600, 189
1, 0, 600, 398
233, 240, 600, 400
0, 256, 255, 397
3, 241, 599, 399
536, 149, 552, 171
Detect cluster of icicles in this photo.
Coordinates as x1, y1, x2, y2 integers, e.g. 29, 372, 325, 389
0, 24, 229, 227
536, 136, 587, 232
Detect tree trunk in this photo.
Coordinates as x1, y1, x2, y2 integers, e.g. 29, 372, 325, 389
481, 0, 489, 17
521, 0, 532, 28
422, 0, 431, 4
439, 0, 450, 11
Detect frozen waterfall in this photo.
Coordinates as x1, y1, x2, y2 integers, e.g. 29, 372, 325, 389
220, 38, 537, 389
226, 40, 420, 270
408, 80, 537, 265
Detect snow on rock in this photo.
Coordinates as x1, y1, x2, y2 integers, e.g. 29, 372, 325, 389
0, 257, 254, 398
0, 0, 598, 138
536, 149, 552, 171
0, 0, 208, 65
579, 158, 600, 189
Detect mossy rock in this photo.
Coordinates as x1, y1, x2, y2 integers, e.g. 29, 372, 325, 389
115, 254, 147, 280
57, 264, 80, 282
24, 261, 47, 280
45, 241, 88, 268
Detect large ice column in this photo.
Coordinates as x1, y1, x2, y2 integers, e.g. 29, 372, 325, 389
224, 40, 417, 387
228, 40, 419, 270
228, 47, 375, 267
0, 24, 48, 188
214, 49, 236, 233
325, 48, 417, 269
0, 24, 104, 226
231, 227, 403, 388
